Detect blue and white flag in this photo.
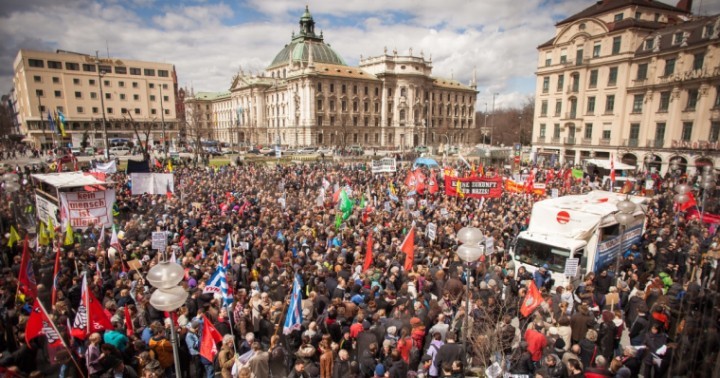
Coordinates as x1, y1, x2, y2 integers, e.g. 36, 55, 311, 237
47, 112, 56, 132
283, 274, 303, 335
203, 266, 232, 308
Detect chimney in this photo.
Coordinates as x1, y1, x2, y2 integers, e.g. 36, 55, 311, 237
676, 0, 693, 13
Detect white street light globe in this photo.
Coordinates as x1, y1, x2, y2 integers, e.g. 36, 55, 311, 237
674, 183, 691, 195
456, 244, 484, 262
146, 261, 185, 289
616, 199, 637, 214
3, 181, 20, 193
614, 212, 634, 226
2, 173, 19, 182
149, 286, 188, 311
674, 193, 689, 204
457, 227, 485, 245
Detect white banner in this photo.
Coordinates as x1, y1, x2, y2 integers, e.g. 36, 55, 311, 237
371, 158, 397, 173
36, 194, 59, 225
93, 160, 117, 174
59, 189, 116, 229
130, 173, 175, 195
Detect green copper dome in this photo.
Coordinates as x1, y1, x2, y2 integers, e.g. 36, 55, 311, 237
267, 6, 347, 69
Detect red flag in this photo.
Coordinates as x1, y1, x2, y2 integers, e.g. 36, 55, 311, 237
73, 275, 113, 335
124, 306, 134, 337
404, 170, 418, 191
524, 170, 535, 193
427, 171, 439, 194
199, 314, 223, 362
401, 227, 416, 272
363, 233, 374, 272
18, 236, 38, 298
51, 245, 61, 308
415, 170, 427, 194
679, 191, 698, 212
25, 298, 62, 347
610, 154, 616, 186
520, 280, 544, 317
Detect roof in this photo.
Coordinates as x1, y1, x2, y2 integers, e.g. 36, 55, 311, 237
557, 0, 689, 26
310, 63, 378, 80
635, 15, 720, 56
585, 158, 636, 170
432, 77, 475, 91
269, 40, 346, 69
191, 91, 231, 101
32, 172, 111, 188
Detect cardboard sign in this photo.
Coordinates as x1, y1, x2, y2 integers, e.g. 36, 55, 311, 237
427, 222, 437, 241
130, 173, 174, 196
59, 189, 116, 229
36, 194, 59, 226
564, 258, 580, 277
239, 241, 250, 250
152, 231, 167, 251
371, 158, 397, 173
444, 176, 503, 198
126, 259, 143, 272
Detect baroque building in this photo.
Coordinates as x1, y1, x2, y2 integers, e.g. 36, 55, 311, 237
184, 6, 478, 149
532, 0, 720, 174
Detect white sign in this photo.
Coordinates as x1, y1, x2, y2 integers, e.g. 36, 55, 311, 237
152, 231, 167, 251
551, 188, 559, 198
59, 189, 116, 229
427, 222, 437, 241
275, 146, 281, 158
93, 160, 117, 174
371, 158, 397, 173
564, 258, 580, 277
130, 173, 175, 196
36, 194, 59, 225
239, 242, 249, 250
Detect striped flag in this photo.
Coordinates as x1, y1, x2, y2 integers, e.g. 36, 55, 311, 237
203, 266, 232, 308
283, 274, 303, 335
51, 244, 61, 307
222, 234, 232, 269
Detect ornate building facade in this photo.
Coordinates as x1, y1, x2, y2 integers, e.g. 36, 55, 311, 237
532, 0, 720, 174
185, 6, 478, 149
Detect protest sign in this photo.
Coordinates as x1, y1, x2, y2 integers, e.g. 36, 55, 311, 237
59, 189, 116, 229
444, 176, 503, 198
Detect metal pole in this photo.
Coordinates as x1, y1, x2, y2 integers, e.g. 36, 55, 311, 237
160, 85, 167, 161
169, 315, 182, 378
96, 52, 110, 160
491, 93, 498, 146
463, 262, 470, 377
37, 93, 47, 152
615, 224, 626, 276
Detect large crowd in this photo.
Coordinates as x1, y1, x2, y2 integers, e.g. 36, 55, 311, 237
0, 155, 718, 378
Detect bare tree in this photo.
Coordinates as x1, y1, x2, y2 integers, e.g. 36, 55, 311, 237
122, 113, 155, 162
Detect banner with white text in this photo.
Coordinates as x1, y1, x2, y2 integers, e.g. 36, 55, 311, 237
444, 176, 503, 199
59, 189, 115, 229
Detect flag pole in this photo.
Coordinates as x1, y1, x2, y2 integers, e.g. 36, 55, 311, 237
36, 299, 86, 378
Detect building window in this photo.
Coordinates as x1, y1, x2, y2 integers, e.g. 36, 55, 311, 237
664, 58, 676, 76
539, 124, 546, 137
364, 102, 369, 112
103, 80, 110, 86
715, 86, 720, 108
635, 11, 641, 19
576, 49, 584, 65
655, 123, 666, 143
317, 99, 323, 111
330, 116, 335, 126
693, 52, 705, 70
144, 69, 155, 76
35, 89, 44, 97
77, 106, 84, 113
105, 93, 111, 100
353, 101, 358, 112
710, 122, 720, 142
158, 70, 169, 77
353, 85, 358, 95
90, 92, 97, 99
107, 107, 113, 114
686, 89, 699, 110
92, 107, 98, 114
673, 32, 683, 45
375, 87, 379, 96
553, 124, 561, 138
545, 56, 551, 66
130, 68, 141, 75
330, 83, 335, 93
589, 69, 598, 88
52, 77, 60, 84
592, 43, 601, 58
341, 100, 347, 112
151, 109, 157, 115
636, 63, 648, 80
89, 79, 96, 85
119, 81, 125, 87
605, 95, 615, 113
317, 116, 323, 126
557, 74, 564, 92
317, 83, 322, 92
134, 108, 140, 115
164, 109, 170, 115
149, 83, 155, 89
682, 122, 693, 141
659, 91, 670, 112
632, 94, 644, 113
375, 103, 380, 112
540, 100, 548, 116
132, 82, 138, 88
629, 123, 640, 144
115, 66, 127, 74
120, 94, 126, 100
98, 65, 111, 74
584, 123, 593, 139
612, 36, 621, 54
602, 130, 611, 139
542, 77, 549, 93
54, 90, 62, 98
608, 67, 618, 86
33, 75, 41, 83
614, 13, 624, 22
341, 84, 346, 94
644, 39, 654, 50
163, 95, 169, 102
73, 78, 80, 84
66, 62, 79, 71
39, 105, 45, 112
75, 91, 82, 99
82, 64, 96, 72
121, 108, 127, 114
560, 52, 567, 64
554, 100, 562, 116
587, 96, 596, 114
28, 59, 44, 68
330, 100, 335, 111
150, 95, 156, 101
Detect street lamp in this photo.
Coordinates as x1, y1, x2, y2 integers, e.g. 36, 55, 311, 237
94, 52, 110, 160
490, 93, 499, 146
2, 173, 21, 227
455, 226, 485, 376
147, 261, 187, 378
613, 198, 636, 277
699, 165, 716, 222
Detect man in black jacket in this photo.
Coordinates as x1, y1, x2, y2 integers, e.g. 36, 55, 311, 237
359, 343, 378, 378
433, 332, 464, 374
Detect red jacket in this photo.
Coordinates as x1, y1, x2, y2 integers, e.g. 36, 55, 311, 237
524, 328, 547, 362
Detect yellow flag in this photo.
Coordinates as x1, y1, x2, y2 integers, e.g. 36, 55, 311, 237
64, 221, 74, 246
167, 159, 173, 172
456, 179, 464, 198
389, 182, 396, 195
38, 222, 49, 246
47, 217, 56, 239
7, 225, 20, 247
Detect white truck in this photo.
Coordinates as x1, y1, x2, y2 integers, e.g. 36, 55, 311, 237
510, 190, 647, 287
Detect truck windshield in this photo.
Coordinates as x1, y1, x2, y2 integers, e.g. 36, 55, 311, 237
514, 238, 571, 273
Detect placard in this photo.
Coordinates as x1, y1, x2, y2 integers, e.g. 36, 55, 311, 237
239, 241, 249, 250
36, 194, 59, 225
444, 176, 503, 198
126, 259, 142, 272
371, 158, 397, 173
564, 258, 579, 277
152, 231, 167, 251
427, 222, 437, 241
130, 173, 175, 196
551, 188, 559, 198
59, 189, 116, 229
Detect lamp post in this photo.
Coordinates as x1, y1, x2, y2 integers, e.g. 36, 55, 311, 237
2, 173, 21, 227
699, 165, 716, 222
147, 260, 188, 378
95, 52, 110, 160
613, 198, 636, 276
490, 93, 499, 146
455, 226, 485, 376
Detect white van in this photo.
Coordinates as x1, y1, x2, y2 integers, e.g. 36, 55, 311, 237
109, 146, 131, 156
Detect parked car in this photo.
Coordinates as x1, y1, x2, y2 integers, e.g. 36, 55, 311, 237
205, 148, 223, 156
414, 145, 429, 153
70, 147, 83, 156
349, 145, 364, 154
259, 147, 274, 155
246, 149, 263, 155
297, 147, 317, 155
109, 146, 131, 156
317, 147, 333, 156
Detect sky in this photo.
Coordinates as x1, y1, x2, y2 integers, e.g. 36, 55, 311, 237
1, 0, 718, 110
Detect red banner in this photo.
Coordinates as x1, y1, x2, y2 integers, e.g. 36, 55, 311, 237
444, 176, 503, 198
506, 179, 547, 196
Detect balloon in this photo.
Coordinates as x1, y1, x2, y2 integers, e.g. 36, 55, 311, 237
456, 244, 484, 262
457, 227, 484, 245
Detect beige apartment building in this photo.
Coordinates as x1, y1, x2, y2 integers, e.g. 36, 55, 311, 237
13, 49, 179, 150
532, 0, 720, 175
185, 6, 478, 149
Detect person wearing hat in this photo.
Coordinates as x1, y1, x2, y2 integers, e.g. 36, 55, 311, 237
185, 319, 203, 377
100, 355, 138, 378
534, 264, 552, 291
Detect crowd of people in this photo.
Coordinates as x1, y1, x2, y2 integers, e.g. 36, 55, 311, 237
0, 156, 718, 378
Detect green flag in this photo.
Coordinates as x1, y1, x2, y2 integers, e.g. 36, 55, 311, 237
335, 213, 342, 229
572, 168, 584, 179
340, 189, 353, 220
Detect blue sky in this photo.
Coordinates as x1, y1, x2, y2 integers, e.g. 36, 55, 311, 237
1, 0, 717, 109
